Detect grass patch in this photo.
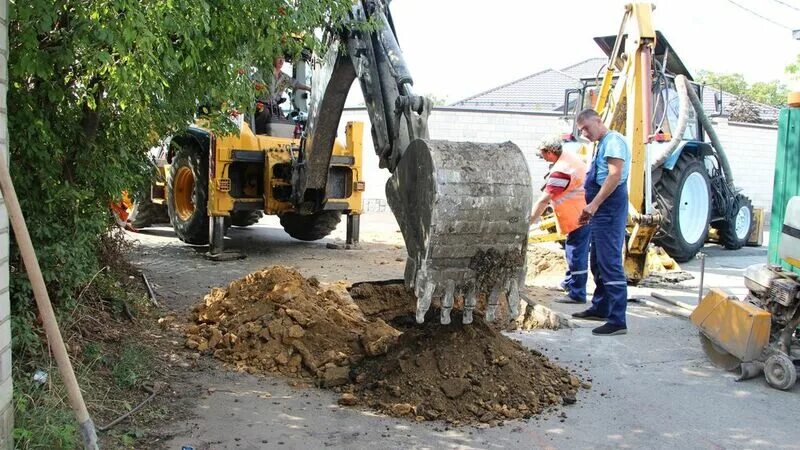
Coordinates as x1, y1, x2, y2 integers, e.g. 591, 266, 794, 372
11, 230, 167, 449
12, 374, 78, 449
112, 344, 154, 391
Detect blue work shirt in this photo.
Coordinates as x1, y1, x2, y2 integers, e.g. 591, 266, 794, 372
593, 131, 631, 186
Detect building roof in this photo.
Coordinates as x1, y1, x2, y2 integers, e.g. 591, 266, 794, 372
450, 57, 780, 123
451, 68, 580, 112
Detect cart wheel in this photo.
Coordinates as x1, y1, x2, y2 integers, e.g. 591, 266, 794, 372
764, 354, 797, 390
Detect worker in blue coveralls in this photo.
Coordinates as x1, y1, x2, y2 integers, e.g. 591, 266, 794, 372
572, 108, 631, 336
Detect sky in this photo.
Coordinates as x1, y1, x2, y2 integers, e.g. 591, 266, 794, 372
344, 0, 800, 105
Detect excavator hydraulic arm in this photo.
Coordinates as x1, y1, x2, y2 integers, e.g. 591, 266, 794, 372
301, 0, 532, 323
593, 2, 662, 282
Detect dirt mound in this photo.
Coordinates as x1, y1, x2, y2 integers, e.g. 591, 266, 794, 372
186, 267, 582, 425
347, 284, 579, 425
185, 267, 399, 379
527, 245, 567, 283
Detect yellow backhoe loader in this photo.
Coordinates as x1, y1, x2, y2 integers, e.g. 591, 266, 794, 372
131, 0, 533, 324
531, 3, 754, 283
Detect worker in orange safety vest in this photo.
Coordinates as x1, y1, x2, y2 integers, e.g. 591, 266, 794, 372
529, 136, 591, 303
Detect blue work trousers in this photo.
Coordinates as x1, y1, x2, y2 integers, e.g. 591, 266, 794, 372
584, 182, 628, 327
562, 224, 590, 302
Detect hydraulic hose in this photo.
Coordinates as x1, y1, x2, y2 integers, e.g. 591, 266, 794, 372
682, 76, 736, 187
651, 74, 690, 168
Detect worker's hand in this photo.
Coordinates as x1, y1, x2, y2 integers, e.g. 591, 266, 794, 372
578, 203, 598, 225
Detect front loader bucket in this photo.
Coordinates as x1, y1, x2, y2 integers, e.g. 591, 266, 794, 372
386, 139, 532, 324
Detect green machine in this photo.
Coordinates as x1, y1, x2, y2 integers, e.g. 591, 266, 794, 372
770, 107, 800, 275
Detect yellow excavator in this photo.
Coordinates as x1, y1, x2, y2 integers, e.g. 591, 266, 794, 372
531, 2, 754, 283
130, 0, 533, 324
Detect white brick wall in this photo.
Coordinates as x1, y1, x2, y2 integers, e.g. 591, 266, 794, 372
0, 1, 11, 447
711, 118, 779, 212
339, 107, 572, 211
338, 108, 778, 214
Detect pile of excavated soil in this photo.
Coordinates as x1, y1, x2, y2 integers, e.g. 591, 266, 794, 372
186, 267, 583, 425
526, 245, 567, 284
185, 267, 400, 381
346, 283, 580, 425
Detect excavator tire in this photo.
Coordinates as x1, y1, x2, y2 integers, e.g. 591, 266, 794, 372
714, 194, 754, 250
167, 144, 210, 244
230, 211, 264, 227
279, 211, 341, 241
129, 197, 170, 229
654, 153, 711, 262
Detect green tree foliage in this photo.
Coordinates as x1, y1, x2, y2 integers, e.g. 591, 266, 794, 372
785, 54, 800, 79
9, 0, 353, 355
697, 70, 788, 107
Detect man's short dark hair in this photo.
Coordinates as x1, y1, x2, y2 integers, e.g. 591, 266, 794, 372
576, 108, 600, 123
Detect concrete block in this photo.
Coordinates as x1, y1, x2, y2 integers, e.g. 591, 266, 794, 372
0, 261, 6, 291
0, 379, 10, 420
0, 290, 7, 323
0, 347, 9, 383
0, 321, 8, 358
0, 403, 12, 449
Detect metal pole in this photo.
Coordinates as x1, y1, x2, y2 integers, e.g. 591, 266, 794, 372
208, 216, 225, 256
0, 152, 98, 449
346, 214, 360, 247
697, 252, 706, 305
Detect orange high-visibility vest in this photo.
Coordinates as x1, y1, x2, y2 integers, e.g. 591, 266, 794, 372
549, 151, 588, 235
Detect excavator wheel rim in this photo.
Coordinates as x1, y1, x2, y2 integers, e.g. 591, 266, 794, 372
174, 166, 196, 221
734, 204, 752, 240
678, 172, 711, 245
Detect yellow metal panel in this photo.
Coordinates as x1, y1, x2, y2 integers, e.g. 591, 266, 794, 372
690, 288, 771, 362
630, 3, 656, 40
263, 142, 294, 215
527, 214, 565, 244
747, 208, 765, 247
344, 121, 364, 214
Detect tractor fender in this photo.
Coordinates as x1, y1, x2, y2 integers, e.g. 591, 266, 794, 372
661, 140, 714, 171
169, 127, 212, 163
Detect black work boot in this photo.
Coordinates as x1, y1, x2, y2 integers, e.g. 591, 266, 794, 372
592, 323, 628, 336
571, 310, 606, 321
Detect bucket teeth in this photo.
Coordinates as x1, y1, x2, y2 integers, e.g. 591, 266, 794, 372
506, 278, 520, 320
440, 280, 455, 325
486, 284, 502, 322
463, 287, 477, 325
416, 282, 435, 324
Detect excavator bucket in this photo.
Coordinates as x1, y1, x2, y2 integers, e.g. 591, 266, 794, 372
386, 139, 532, 324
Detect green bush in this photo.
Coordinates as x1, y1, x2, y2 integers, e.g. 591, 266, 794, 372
9, 0, 354, 351
9, 1, 357, 446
